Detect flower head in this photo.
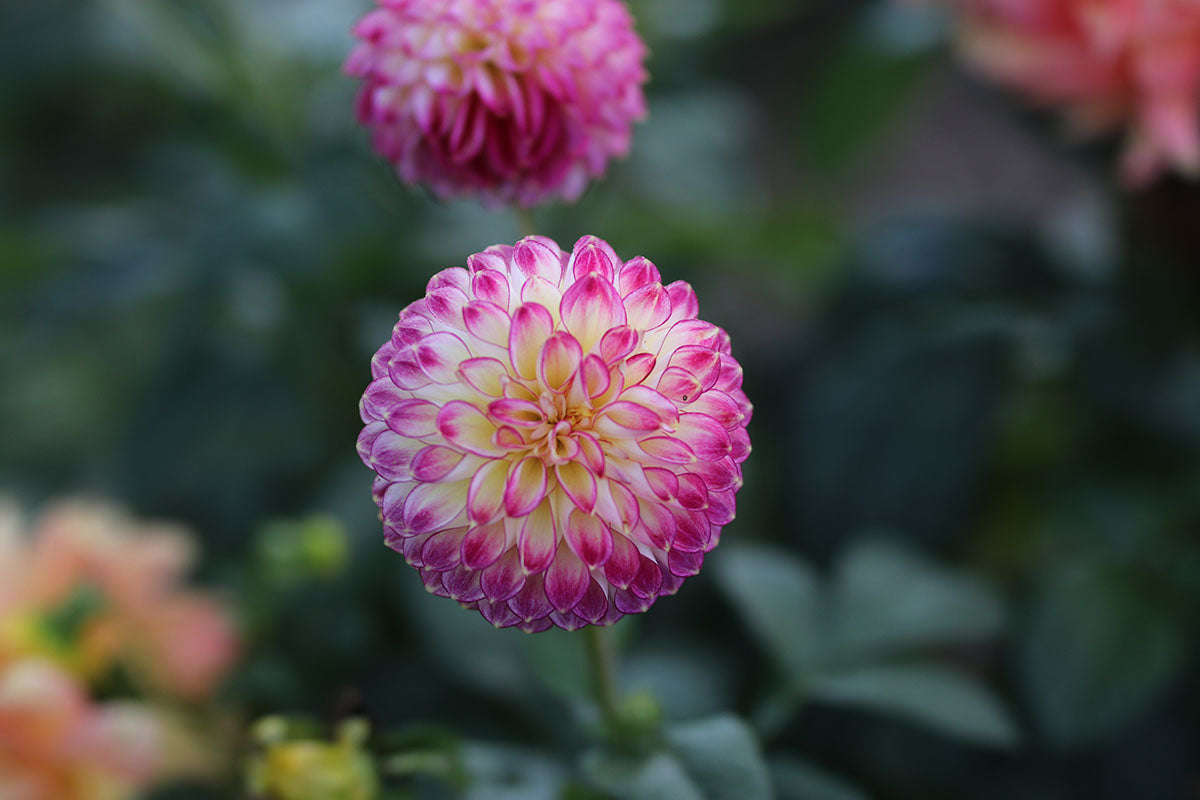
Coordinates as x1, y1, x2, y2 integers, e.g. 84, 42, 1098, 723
0, 658, 165, 800
935, 0, 1200, 185
0, 500, 239, 701
358, 236, 752, 632
345, 0, 648, 207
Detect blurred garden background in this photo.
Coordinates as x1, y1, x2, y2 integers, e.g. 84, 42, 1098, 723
2, 0, 1200, 798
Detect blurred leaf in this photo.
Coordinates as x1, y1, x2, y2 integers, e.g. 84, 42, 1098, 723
810, 665, 1018, 748
712, 545, 824, 674
664, 715, 774, 800
1021, 561, 1187, 748
770, 757, 871, 800
584, 752, 706, 800
395, 575, 528, 699
584, 715, 773, 800
830, 538, 1004, 662
521, 628, 590, 700
802, 21, 932, 171
459, 743, 566, 800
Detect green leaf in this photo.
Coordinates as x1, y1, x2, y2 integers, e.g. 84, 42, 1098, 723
810, 664, 1018, 748
583, 752, 706, 800
830, 538, 1004, 662
770, 757, 872, 800
664, 715, 774, 800
1021, 561, 1186, 748
713, 545, 824, 673
802, 25, 932, 171
521, 627, 590, 699
584, 715, 774, 800
459, 743, 566, 800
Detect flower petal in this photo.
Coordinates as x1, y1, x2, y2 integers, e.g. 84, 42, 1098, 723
463, 301, 511, 346
561, 274, 626, 353
505, 456, 548, 517
568, 235, 617, 282
457, 357, 509, 396
437, 401, 505, 457
544, 544, 589, 613
467, 458, 510, 524
461, 520, 507, 569
401, 480, 468, 534
481, 549, 525, 602
565, 509, 612, 567
417, 332, 473, 384
411, 445, 465, 482
556, 460, 598, 512
509, 303, 555, 380
538, 331, 583, 392
518, 500, 557, 572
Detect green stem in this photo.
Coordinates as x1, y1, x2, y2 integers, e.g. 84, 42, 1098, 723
515, 207, 537, 238
584, 624, 622, 731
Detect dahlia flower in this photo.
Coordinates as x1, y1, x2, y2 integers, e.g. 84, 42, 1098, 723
358, 235, 752, 632
0, 658, 164, 800
0, 499, 239, 701
345, 0, 648, 207
933, 0, 1200, 185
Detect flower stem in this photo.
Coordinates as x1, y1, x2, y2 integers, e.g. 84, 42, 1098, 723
515, 207, 537, 238
584, 624, 622, 731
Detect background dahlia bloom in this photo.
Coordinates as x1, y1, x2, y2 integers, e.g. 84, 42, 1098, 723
936, 0, 1200, 185
345, 0, 648, 207
0, 658, 164, 800
359, 235, 752, 633
0, 500, 239, 701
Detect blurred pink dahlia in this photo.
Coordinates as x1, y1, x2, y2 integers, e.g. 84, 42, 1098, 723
345, 0, 648, 207
358, 235, 752, 632
0, 499, 239, 701
936, 0, 1200, 185
0, 658, 164, 800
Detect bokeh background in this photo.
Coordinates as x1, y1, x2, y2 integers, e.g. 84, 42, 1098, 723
3, 0, 1200, 798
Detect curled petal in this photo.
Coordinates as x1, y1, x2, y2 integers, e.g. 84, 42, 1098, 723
675, 413, 732, 462
617, 255, 661, 296
568, 235, 617, 282
514, 236, 565, 283
458, 357, 509, 396
638, 436, 696, 465
509, 303, 555, 380
505, 456, 548, 517
462, 520, 507, 569
545, 543, 590, 612
565, 508, 613, 566
518, 500, 557, 572
463, 301, 512, 346
624, 282, 672, 330
604, 532, 641, 589
467, 458, 510, 524
556, 460, 598, 512
386, 398, 440, 437
401, 481, 468, 534
489, 398, 545, 427
438, 401, 505, 457
561, 274, 626, 353
482, 549, 526, 602
538, 331, 583, 392
411, 445, 465, 482
471, 268, 510, 308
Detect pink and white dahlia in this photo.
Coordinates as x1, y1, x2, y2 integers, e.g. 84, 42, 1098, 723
358, 236, 752, 632
934, 0, 1200, 185
345, 0, 648, 207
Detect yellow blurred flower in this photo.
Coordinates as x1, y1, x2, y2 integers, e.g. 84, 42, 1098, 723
247, 717, 379, 800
